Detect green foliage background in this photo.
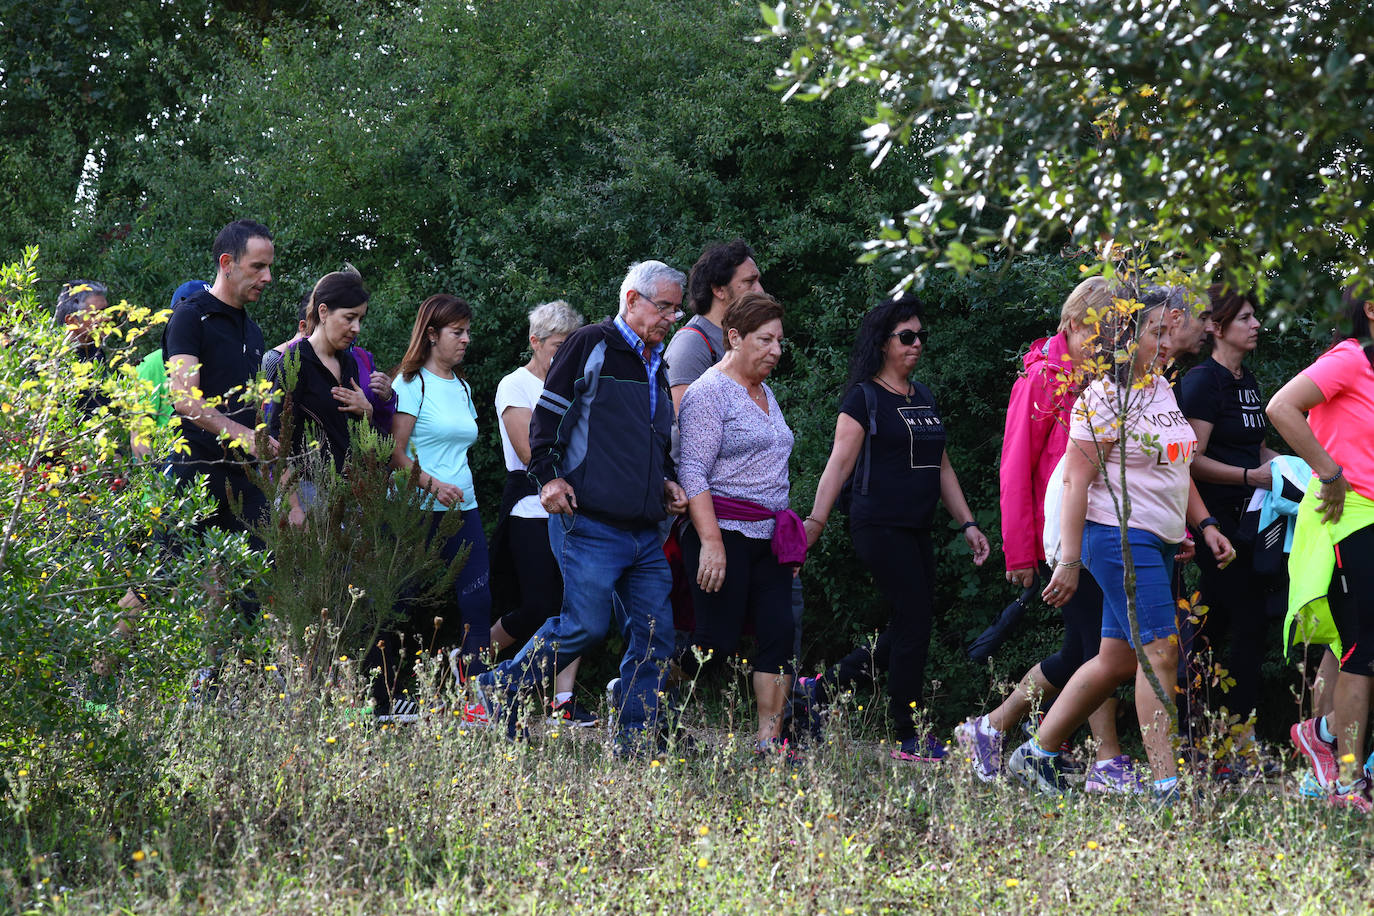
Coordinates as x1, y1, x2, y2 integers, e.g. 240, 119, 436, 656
0, 0, 1339, 732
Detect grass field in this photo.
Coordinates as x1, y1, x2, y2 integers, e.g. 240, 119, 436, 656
4, 661, 1372, 916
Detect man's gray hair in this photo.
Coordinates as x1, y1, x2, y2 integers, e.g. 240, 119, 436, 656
618, 260, 686, 312
528, 299, 585, 340
1139, 284, 1189, 312
54, 280, 109, 325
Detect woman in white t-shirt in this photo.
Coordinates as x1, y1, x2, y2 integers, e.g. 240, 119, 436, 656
364, 294, 491, 721
487, 300, 598, 726
1007, 290, 1235, 802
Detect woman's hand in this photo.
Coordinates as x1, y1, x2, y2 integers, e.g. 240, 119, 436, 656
963, 525, 991, 566
369, 370, 394, 403
1175, 537, 1196, 564
1319, 474, 1351, 523
1203, 527, 1236, 568
430, 479, 463, 508
333, 379, 374, 416
1246, 464, 1273, 490
288, 503, 307, 528
1041, 563, 1080, 608
803, 517, 824, 549
696, 539, 727, 593
1006, 567, 1036, 588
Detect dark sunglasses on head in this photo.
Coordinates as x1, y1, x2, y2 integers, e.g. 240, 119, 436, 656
890, 329, 930, 346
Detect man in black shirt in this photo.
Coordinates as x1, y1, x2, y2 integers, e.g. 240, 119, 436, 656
163, 220, 276, 535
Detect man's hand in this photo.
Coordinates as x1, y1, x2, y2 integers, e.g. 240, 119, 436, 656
368, 370, 394, 402
664, 480, 688, 516
541, 478, 578, 515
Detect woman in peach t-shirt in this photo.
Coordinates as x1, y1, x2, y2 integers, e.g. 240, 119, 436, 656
1006, 293, 1235, 802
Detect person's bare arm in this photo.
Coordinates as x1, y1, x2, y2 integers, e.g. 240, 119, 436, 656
802, 413, 866, 546
1268, 374, 1349, 522
167, 353, 276, 458
670, 384, 689, 416
1188, 417, 1272, 489
501, 405, 533, 466
389, 412, 461, 507
939, 451, 991, 565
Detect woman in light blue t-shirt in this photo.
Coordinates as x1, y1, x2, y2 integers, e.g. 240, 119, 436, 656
364, 293, 492, 722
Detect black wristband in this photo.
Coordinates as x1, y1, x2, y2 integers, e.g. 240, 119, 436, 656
959, 520, 979, 532
1320, 465, 1345, 485
1242, 468, 1249, 487
1198, 516, 1220, 532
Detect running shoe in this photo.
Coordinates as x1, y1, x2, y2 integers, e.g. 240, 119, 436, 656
954, 716, 1002, 782
1329, 776, 1373, 813
1291, 717, 1338, 790
1021, 716, 1085, 774
795, 676, 827, 742
375, 697, 420, 724
754, 737, 802, 765
1084, 755, 1146, 794
1007, 741, 1068, 796
891, 735, 947, 763
550, 697, 600, 728
1297, 771, 1325, 799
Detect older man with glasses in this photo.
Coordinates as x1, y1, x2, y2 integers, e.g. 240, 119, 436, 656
477, 260, 689, 757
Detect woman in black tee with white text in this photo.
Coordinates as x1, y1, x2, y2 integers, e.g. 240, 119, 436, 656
802, 297, 991, 760
1177, 285, 1280, 756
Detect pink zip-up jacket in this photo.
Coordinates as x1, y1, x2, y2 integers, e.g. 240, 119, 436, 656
999, 332, 1078, 572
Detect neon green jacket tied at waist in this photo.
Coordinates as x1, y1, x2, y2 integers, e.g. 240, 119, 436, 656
1285, 479, 1374, 657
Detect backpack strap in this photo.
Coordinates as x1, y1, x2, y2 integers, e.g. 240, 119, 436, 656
856, 380, 879, 497
684, 325, 720, 365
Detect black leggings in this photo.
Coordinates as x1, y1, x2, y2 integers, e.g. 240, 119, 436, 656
824, 524, 935, 743
1330, 522, 1374, 677
494, 516, 564, 645
680, 525, 795, 676
1039, 565, 1106, 689
1179, 507, 1275, 730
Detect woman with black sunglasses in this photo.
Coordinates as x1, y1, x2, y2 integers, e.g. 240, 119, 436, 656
800, 296, 991, 760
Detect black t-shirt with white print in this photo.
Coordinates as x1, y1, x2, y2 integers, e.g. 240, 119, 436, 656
1178, 357, 1267, 513
840, 380, 946, 529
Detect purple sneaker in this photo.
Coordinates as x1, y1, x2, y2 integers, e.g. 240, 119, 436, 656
955, 716, 1003, 782
1084, 755, 1147, 794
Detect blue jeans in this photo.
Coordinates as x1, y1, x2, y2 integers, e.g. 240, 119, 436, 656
483, 513, 674, 739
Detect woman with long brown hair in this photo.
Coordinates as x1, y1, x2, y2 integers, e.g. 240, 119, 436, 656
363, 294, 492, 722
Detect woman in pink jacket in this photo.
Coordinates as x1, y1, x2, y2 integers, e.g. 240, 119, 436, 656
956, 277, 1134, 792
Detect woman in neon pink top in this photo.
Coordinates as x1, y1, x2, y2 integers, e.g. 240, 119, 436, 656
1267, 283, 1374, 811
1006, 291, 1235, 802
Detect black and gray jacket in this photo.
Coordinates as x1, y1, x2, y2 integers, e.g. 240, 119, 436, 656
527, 318, 676, 527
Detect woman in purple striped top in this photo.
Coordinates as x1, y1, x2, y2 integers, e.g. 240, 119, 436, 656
678, 292, 805, 755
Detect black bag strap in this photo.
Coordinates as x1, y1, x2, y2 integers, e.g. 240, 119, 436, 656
856, 380, 879, 497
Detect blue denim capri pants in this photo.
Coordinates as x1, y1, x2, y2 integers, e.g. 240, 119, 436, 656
1082, 521, 1179, 647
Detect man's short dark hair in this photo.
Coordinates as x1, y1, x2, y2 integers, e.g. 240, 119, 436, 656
687, 239, 755, 316
212, 219, 273, 266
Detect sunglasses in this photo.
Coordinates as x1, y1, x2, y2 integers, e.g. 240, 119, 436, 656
889, 329, 930, 346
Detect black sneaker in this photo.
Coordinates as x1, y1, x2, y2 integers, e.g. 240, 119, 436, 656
1008, 741, 1068, 796
375, 697, 420, 724
550, 697, 600, 728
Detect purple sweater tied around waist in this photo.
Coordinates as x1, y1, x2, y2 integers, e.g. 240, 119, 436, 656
711, 495, 807, 566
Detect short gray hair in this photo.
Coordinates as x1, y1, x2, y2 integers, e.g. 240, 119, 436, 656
54, 280, 109, 325
618, 260, 685, 313
528, 299, 584, 340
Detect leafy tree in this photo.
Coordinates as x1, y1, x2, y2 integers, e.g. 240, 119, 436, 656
769, 0, 1374, 311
